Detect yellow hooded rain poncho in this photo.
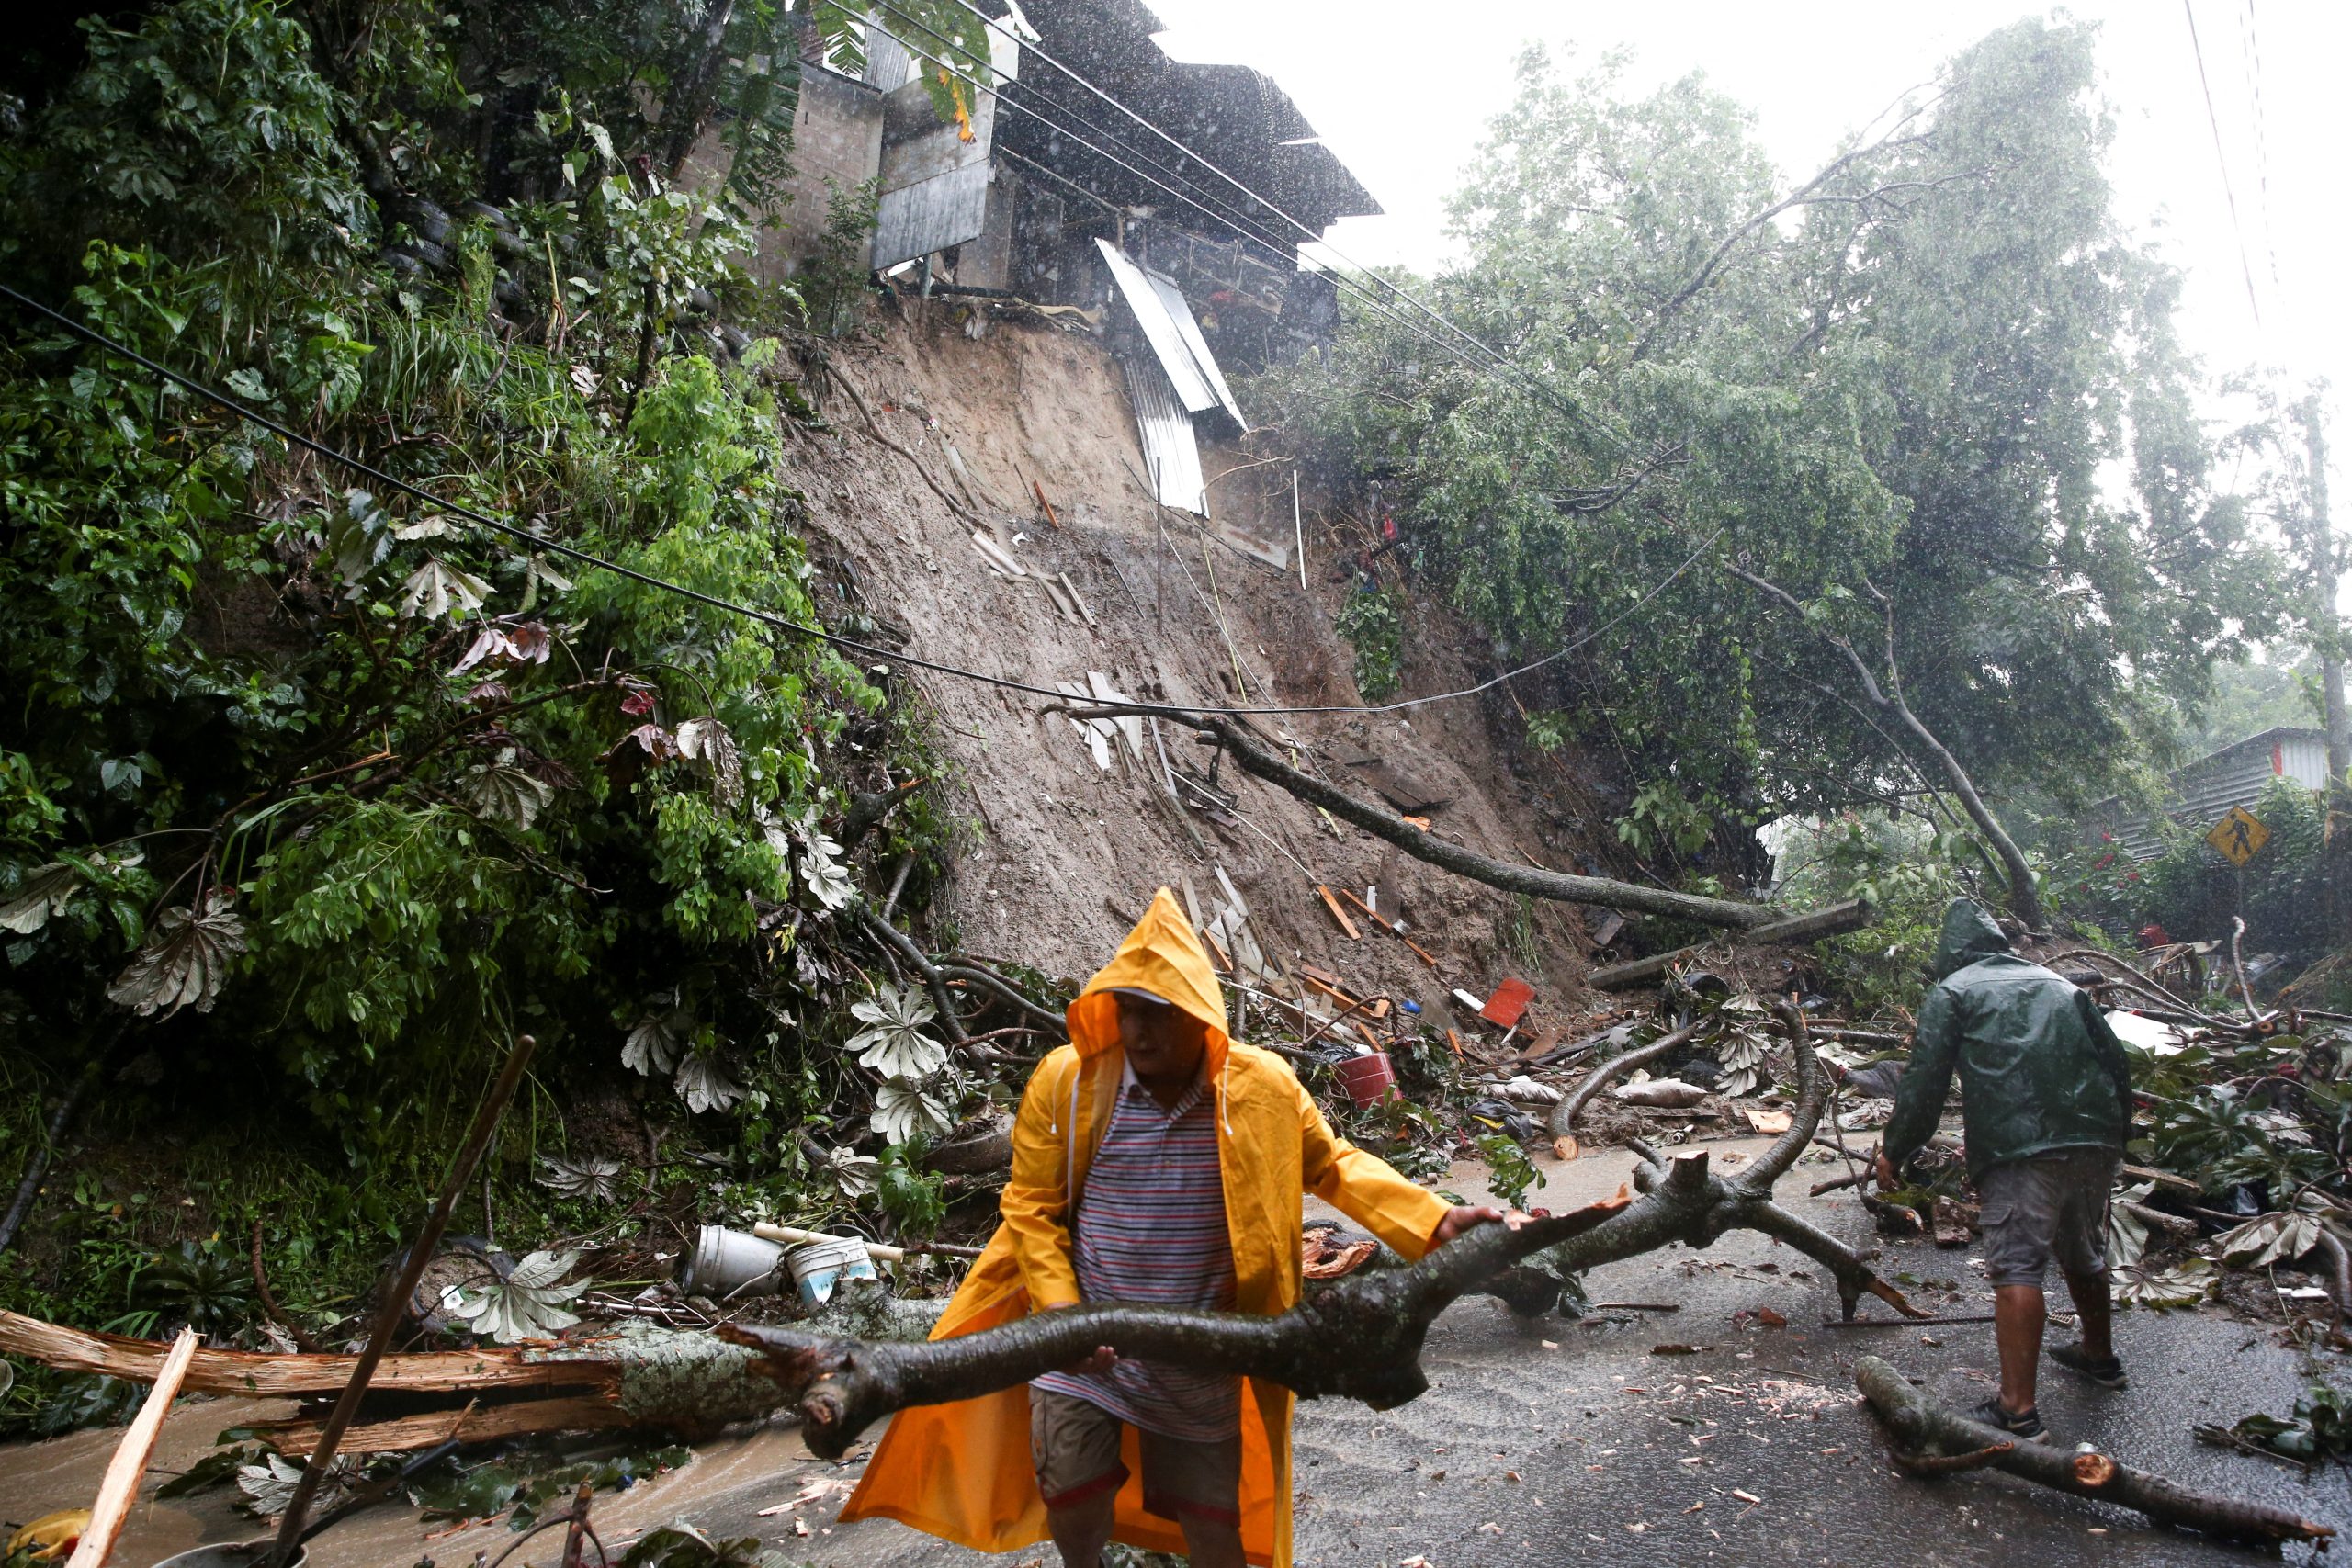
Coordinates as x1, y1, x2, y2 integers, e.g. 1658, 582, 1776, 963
838, 887, 1450, 1566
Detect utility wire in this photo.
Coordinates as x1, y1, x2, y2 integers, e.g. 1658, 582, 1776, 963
2183, 0, 2264, 328
864, 0, 1633, 452
930, 0, 1582, 420
0, 282, 1718, 722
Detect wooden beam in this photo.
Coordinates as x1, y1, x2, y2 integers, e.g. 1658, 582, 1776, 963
66, 1329, 198, 1568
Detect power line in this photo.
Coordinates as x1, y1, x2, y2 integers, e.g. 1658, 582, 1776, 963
2239, 0, 2278, 286
863, 0, 1634, 452
0, 283, 1718, 723
2183, 0, 2264, 328
933, 0, 1564, 409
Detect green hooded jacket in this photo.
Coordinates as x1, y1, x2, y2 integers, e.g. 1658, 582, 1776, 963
1881, 899, 2135, 1179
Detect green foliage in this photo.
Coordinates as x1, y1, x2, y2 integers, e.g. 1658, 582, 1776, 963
1332, 583, 1404, 701
2231, 1383, 2352, 1461
800, 178, 880, 338
875, 1138, 947, 1239
1617, 779, 1713, 861
2107, 777, 2329, 957
1256, 20, 2290, 842
1471, 1132, 1544, 1211
1771, 810, 1971, 1014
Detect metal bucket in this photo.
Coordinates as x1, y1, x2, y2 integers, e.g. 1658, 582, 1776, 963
1334, 1051, 1399, 1109
786, 1235, 880, 1307
680, 1224, 785, 1298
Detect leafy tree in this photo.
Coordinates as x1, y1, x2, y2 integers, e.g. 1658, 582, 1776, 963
1260, 20, 2290, 920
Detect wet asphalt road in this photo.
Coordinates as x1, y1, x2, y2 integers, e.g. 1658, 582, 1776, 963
6, 1136, 2344, 1568
675, 1137, 2350, 1568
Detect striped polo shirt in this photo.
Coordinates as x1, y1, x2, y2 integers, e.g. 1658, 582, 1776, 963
1032, 1059, 1239, 1440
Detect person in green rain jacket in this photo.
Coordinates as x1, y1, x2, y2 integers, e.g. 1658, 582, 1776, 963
1877, 898, 2136, 1440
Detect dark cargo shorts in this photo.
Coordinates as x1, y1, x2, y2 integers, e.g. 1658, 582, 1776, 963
1030, 1386, 1240, 1526
1977, 1148, 2120, 1288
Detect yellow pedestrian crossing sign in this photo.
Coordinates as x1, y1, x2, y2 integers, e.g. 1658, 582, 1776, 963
2208, 806, 2269, 866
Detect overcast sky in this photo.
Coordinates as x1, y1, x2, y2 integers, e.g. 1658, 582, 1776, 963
1148, 1, 2344, 433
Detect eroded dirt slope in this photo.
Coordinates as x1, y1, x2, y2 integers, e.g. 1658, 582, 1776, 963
786, 304, 1626, 1029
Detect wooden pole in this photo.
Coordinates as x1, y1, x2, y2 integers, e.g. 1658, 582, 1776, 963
63, 1327, 198, 1568
1293, 470, 1306, 591
266, 1036, 538, 1566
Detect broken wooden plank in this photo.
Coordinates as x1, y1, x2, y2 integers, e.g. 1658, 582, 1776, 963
66, 1329, 198, 1568
1301, 972, 1359, 1010
1032, 478, 1062, 529
0, 1308, 616, 1398
1059, 572, 1097, 627
1317, 886, 1362, 940
253, 1395, 632, 1457
1587, 898, 1871, 990
1337, 887, 1442, 970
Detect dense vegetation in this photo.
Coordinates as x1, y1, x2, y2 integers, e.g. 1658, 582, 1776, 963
1270, 20, 2326, 926
0, 0, 1001, 1433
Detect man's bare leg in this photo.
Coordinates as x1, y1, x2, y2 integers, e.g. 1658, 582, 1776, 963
1046, 1491, 1114, 1567
1178, 1513, 1247, 1568
1994, 1282, 2046, 1416
2059, 1265, 2114, 1361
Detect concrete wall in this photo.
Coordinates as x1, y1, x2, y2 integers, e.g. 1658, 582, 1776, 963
752, 68, 884, 284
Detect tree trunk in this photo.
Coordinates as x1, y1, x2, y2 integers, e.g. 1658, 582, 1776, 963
2296, 396, 2350, 944
1072, 706, 1781, 930
1724, 566, 2045, 930
723, 1008, 1927, 1459
1854, 1355, 2332, 1546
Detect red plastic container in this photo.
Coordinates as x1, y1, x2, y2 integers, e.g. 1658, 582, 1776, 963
1335, 1051, 1399, 1108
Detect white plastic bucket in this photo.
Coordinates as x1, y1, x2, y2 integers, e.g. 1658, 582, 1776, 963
682, 1224, 786, 1298
786, 1234, 880, 1306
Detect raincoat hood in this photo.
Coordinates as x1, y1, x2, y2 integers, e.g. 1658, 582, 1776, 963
1066, 888, 1230, 1066
1929, 898, 2011, 982
839, 887, 1452, 1568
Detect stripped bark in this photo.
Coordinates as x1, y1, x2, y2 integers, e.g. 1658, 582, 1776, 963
1064, 705, 1778, 930
1854, 1356, 2333, 1546
724, 1011, 1925, 1459
1547, 1023, 1702, 1139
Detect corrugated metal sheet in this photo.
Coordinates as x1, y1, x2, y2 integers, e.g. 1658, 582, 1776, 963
1124, 352, 1206, 514
873, 162, 993, 269
1144, 267, 1245, 432
1095, 238, 1245, 432
2091, 726, 2328, 858
863, 25, 918, 91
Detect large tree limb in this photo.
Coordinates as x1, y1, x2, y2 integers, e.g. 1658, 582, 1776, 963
1854, 1356, 2333, 1546
724, 1010, 1924, 1458
1548, 1022, 1702, 1138
1061, 705, 1777, 930
1724, 565, 2044, 929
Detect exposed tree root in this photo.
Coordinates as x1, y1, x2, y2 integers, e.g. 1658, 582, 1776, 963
723, 1010, 1925, 1459
1855, 1356, 2334, 1546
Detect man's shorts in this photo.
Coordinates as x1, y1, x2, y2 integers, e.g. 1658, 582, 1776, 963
1977, 1148, 2120, 1287
1030, 1386, 1240, 1527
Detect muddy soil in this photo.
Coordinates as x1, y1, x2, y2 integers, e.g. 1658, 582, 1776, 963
791, 306, 1632, 1026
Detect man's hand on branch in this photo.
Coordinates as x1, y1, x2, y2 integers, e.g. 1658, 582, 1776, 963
1874, 1150, 1900, 1191
1430, 1204, 1516, 1248
1042, 1299, 1115, 1373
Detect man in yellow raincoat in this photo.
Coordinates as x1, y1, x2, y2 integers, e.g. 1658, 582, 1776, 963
840, 887, 1498, 1566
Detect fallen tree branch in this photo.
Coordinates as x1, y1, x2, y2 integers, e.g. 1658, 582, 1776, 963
724, 1010, 1925, 1458
857, 905, 970, 1045
1584, 899, 1870, 989
1854, 1355, 2333, 1546
1548, 1023, 1702, 1139
1059, 705, 1778, 930
939, 962, 1069, 1036
2041, 948, 2201, 1016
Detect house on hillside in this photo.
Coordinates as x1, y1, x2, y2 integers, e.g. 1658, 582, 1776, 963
2088, 725, 2329, 859
748, 0, 1374, 515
